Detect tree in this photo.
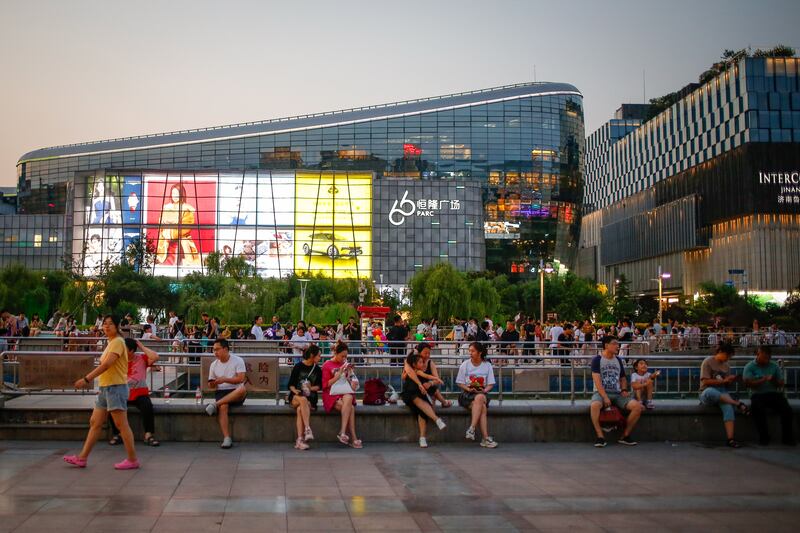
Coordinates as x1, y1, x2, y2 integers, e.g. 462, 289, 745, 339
408, 263, 470, 323
611, 274, 636, 321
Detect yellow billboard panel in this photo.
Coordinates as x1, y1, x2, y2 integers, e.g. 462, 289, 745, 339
293, 227, 371, 278
294, 171, 372, 228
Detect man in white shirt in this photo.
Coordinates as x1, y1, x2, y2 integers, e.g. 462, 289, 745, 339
205, 338, 247, 448
549, 322, 564, 353
251, 316, 265, 341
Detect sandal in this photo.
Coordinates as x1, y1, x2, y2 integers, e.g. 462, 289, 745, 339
145, 436, 160, 447
349, 439, 363, 449
108, 435, 122, 446
337, 433, 350, 445
737, 402, 751, 416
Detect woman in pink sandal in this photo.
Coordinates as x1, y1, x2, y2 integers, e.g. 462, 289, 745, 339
64, 315, 139, 470
322, 341, 362, 448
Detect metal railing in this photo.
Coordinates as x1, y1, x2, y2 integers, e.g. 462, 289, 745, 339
4, 348, 799, 405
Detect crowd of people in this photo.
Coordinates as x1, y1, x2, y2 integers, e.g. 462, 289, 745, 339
1, 309, 793, 469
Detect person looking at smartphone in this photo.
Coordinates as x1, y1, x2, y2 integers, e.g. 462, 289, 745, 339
455, 342, 498, 448
743, 345, 795, 446
589, 336, 643, 448
288, 344, 322, 450
630, 359, 659, 409
322, 341, 362, 448
204, 338, 247, 449
699, 341, 749, 448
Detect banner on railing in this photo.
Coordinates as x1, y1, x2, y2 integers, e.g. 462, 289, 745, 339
17, 355, 96, 389
200, 356, 279, 393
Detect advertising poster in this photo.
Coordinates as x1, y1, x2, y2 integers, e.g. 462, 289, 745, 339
218, 173, 258, 226
121, 176, 143, 224
293, 227, 371, 278
256, 172, 295, 227
217, 228, 294, 277
85, 175, 122, 225
294, 172, 372, 278
143, 173, 217, 274
82, 226, 123, 275
294, 172, 371, 228
484, 220, 521, 239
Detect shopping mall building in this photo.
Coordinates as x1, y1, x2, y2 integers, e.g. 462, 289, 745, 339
579, 56, 800, 303
5, 82, 585, 285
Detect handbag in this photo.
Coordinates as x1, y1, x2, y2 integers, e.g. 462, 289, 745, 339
330, 371, 358, 395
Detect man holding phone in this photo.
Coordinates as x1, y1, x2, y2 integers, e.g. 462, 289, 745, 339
590, 336, 644, 447
204, 338, 247, 449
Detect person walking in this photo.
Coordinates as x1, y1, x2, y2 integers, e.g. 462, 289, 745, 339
64, 315, 139, 469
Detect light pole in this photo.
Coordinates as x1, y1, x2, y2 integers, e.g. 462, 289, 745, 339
298, 278, 309, 322
539, 260, 554, 323
655, 266, 671, 324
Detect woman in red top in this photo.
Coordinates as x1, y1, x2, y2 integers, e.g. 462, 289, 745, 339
322, 341, 362, 448
109, 338, 160, 446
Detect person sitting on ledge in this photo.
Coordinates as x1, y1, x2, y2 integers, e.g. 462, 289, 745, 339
204, 338, 247, 449
402, 342, 451, 408
402, 351, 447, 448
322, 341, 362, 448
590, 336, 643, 448
287, 344, 323, 450
455, 341, 498, 448
108, 338, 160, 447
699, 341, 750, 448
743, 345, 796, 446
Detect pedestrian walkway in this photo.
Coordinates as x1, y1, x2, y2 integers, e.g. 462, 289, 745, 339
0, 441, 798, 532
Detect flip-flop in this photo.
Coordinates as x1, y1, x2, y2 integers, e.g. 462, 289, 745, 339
145, 436, 160, 447
349, 439, 363, 449
108, 435, 122, 446
63, 455, 87, 468
337, 433, 350, 445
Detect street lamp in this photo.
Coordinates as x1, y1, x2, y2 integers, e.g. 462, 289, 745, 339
654, 266, 671, 324
539, 259, 555, 323
298, 278, 309, 322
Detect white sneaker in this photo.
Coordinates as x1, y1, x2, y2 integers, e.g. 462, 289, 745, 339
480, 437, 498, 448
435, 418, 446, 430
221, 436, 233, 449
205, 403, 217, 416
465, 426, 476, 441
419, 437, 428, 448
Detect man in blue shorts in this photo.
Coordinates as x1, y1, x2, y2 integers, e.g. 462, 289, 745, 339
590, 336, 643, 447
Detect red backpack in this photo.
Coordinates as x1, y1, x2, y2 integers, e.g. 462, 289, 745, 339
363, 378, 388, 405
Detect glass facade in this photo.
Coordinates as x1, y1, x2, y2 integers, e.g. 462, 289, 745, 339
16, 82, 585, 280
579, 57, 800, 295
585, 57, 800, 212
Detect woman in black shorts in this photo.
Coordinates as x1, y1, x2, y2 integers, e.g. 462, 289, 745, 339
401, 352, 447, 448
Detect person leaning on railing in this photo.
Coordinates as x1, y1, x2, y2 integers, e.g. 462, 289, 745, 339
108, 338, 160, 447
64, 314, 140, 470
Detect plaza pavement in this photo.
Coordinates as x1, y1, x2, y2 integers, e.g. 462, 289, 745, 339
0, 440, 798, 532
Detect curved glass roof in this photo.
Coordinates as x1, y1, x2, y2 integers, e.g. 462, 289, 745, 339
19, 81, 581, 162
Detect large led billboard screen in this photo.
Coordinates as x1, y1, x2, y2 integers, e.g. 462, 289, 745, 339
73, 170, 372, 279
